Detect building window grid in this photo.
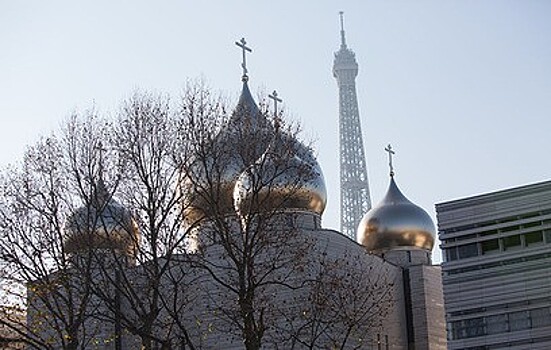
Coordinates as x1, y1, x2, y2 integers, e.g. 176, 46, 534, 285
445, 252, 551, 274
440, 209, 551, 237
441, 215, 551, 248
450, 297, 551, 317
443, 225, 551, 248
443, 224, 551, 262
450, 306, 551, 340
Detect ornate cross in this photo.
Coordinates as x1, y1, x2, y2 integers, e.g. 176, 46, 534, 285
268, 90, 283, 130
93, 140, 109, 203
96, 141, 106, 174
235, 37, 252, 81
385, 144, 396, 177
268, 90, 282, 116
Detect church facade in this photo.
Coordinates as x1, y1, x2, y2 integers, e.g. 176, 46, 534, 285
26, 40, 446, 350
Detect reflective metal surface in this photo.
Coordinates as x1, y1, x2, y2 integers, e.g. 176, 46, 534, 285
183, 178, 240, 224
65, 180, 139, 256
233, 134, 327, 216
183, 80, 328, 223
357, 177, 435, 252
183, 81, 273, 223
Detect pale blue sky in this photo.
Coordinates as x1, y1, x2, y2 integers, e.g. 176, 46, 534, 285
2, 1, 551, 261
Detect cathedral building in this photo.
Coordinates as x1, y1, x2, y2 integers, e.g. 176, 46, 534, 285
25, 38, 446, 349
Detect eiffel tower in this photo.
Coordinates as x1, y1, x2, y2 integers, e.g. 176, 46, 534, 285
333, 12, 371, 239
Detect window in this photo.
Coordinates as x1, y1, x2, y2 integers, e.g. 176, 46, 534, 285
530, 307, 551, 328
446, 247, 458, 261
544, 229, 551, 244
481, 239, 500, 254
450, 320, 463, 339
464, 317, 485, 338
458, 243, 478, 259
509, 311, 530, 331
525, 231, 543, 246
486, 314, 508, 334
503, 235, 521, 250
451, 318, 485, 339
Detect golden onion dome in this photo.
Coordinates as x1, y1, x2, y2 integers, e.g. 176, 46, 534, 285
182, 80, 273, 224
64, 180, 139, 257
233, 131, 327, 217
357, 176, 435, 253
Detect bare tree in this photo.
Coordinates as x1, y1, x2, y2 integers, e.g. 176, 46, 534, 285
0, 116, 109, 349
0, 305, 26, 349
178, 83, 332, 350
79, 92, 197, 350
0, 82, 395, 350
278, 246, 395, 350
68, 86, 224, 350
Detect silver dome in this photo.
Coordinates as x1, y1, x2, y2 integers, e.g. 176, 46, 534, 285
65, 180, 139, 256
234, 131, 327, 217
182, 80, 273, 224
357, 176, 435, 252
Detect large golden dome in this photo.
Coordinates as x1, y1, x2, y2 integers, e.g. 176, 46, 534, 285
234, 132, 327, 216
65, 180, 139, 257
182, 80, 273, 224
357, 176, 435, 253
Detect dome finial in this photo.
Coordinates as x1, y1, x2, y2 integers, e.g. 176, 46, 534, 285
235, 37, 253, 82
94, 141, 110, 207
97, 141, 105, 177
339, 11, 347, 48
268, 90, 283, 130
384, 144, 396, 177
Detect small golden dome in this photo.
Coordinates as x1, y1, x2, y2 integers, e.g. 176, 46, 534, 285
234, 132, 327, 217
182, 80, 273, 224
357, 176, 435, 252
65, 180, 139, 257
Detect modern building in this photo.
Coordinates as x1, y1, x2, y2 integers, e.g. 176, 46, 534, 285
437, 180, 551, 349
333, 12, 372, 240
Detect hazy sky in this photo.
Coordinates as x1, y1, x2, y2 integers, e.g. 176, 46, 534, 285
2, 1, 551, 261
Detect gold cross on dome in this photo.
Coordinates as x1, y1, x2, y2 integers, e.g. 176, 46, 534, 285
235, 37, 252, 81
385, 144, 396, 177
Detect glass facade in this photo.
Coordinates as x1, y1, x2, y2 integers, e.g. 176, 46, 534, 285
450, 307, 551, 340
437, 180, 551, 349
443, 223, 551, 263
